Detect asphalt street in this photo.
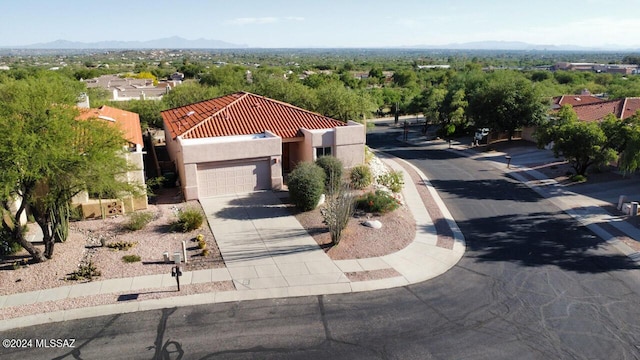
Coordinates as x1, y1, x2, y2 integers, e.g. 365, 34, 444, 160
2, 124, 640, 360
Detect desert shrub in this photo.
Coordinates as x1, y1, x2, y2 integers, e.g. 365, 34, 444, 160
173, 207, 204, 232
322, 183, 356, 246
288, 162, 326, 211
571, 174, 587, 182
197, 238, 207, 249
356, 190, 400, 214
202, 248, 210, 257
377, 170, 404, 193
124, 211, 154, 231
122, 254, 141, 263
315, 156, 343, 193
0, 228, 22, 256
69, 205, 83, 221
350, 164, 373, 189
107, 241, 137, 251
364, 146, 374, 164
66, 262, 101, 281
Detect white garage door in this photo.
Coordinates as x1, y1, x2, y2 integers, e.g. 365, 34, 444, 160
197, 159, 271, 198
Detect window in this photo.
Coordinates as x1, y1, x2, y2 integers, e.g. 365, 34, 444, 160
315, 146, 332, 159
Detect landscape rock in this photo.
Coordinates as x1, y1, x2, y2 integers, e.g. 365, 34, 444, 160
363, 220, 383, 229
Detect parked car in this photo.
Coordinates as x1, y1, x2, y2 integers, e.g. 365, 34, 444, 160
474, 128, 490, 144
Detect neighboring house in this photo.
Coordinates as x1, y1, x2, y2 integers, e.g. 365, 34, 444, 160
82, 74, 175, 101
170, 72, 185, 82
552, 91, 606, 110
161, 92, 365, 200
570, 97, 640, 122
73, 105, 148, 217
522, 92, 615, 143
553, 62, 639, 74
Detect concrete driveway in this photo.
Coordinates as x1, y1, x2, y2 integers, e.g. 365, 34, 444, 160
199, 191, 348, 291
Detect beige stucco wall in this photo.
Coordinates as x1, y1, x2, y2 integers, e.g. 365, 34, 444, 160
335, 121, 365, 167
521, 126, 537, 143
300, 122, 365, 167
71, 149, 148, 216
177, 132, 282, 200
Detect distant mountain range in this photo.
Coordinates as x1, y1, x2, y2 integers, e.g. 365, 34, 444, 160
405, 41, 639, 52
2, 37, 638, 51
8, 36, 247, 49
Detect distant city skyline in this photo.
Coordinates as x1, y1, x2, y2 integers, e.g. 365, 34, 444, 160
3, 0, 640, 49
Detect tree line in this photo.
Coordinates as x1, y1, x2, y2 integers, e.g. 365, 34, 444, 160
2, 53, 640, 262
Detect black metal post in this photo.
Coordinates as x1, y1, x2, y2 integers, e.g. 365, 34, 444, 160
172, 265, 182, 291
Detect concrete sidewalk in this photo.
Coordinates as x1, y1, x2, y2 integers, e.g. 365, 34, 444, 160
0, 155, 465, 331
402, 132, 640, 264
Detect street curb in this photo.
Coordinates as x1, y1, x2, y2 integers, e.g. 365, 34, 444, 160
444, 145, 640, 265
379, 151, 466, 253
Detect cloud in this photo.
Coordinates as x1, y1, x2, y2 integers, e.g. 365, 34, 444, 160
226, 16, 304, 25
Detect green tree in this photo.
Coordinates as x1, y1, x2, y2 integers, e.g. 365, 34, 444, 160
536, 105, 616, 176
108, 99, 167, 129
392, 69, 418, 88
199, 66, 249, 92
162, 82, 221, 109
368, 67, 384, 81
0, 75, 141, 262
601, 112, 640, 172
251, 75, 318, 110
315, 81, 376, 122
468, 71, 547, 140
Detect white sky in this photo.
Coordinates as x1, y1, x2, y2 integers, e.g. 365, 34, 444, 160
2, 0, 640, 48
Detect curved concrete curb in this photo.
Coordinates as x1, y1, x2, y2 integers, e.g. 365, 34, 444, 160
445, 143, 640, 266
0, 154, 464, 331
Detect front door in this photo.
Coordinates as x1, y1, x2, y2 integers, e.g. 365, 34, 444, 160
282, 143, 291, 173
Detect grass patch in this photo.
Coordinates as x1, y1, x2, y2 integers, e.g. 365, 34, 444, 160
570, 174, 587, 183
107, 241, 137, 251
122, 254, 141, 263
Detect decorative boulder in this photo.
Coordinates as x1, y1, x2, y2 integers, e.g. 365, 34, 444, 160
363, 220, 382, 229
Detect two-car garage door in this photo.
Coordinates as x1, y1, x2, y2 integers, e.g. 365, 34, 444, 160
197, 159, 271, 198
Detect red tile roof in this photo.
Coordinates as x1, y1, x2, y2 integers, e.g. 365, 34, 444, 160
552, 95, 605, 108
77, 105, 143, 146
569, 98, 640, 122
161, 92, 347, 140
621, 98, 640, 119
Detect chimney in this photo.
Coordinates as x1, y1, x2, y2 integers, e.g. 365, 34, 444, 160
76, 93, 90, 109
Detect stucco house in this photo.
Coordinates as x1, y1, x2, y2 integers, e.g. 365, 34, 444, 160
82, 74, 175, 101
161, 92, 365, 200
73, 105, 148, 217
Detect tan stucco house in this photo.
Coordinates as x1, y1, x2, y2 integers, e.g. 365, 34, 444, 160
73, 105, 148, 217
161, 92, 365, 200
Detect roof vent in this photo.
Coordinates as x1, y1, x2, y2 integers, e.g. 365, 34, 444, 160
186, 111, 195, 117
98, 115, 116, 122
